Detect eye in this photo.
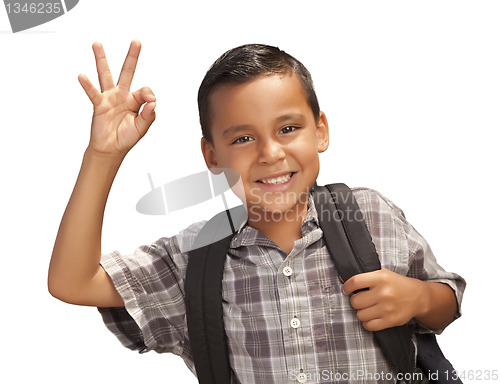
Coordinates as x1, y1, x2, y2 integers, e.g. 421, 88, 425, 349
280, 125, 299, 134
232, 135, 254, 144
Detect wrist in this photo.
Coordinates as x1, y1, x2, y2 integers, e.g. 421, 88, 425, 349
80, 146, 125, 187
84, 146, 126, 165
413, 282, 458, 330
413, 279, 431, 321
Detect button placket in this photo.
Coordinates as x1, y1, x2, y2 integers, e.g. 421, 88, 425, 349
279, 251, 312, 382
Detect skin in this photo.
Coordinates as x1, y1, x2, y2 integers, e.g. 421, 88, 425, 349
48, 40, 458, 333
201, 73, 329, 254
48, 40, 155, 307
343, 268, 458, 332
201, 71, 457, 332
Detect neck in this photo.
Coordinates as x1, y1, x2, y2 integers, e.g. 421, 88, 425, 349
248, 200, 308, 254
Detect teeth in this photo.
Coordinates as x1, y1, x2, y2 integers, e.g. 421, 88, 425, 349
259, 173, 293, 185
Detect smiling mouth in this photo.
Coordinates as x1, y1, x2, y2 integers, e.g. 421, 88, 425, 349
257, 172, 295, 185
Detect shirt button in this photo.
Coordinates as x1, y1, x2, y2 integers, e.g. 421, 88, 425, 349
290, 317, 301, 329
297, 372, 307, 383
283, 266, 293, 277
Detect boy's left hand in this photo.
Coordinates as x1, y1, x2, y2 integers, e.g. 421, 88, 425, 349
342, 268, 426, 332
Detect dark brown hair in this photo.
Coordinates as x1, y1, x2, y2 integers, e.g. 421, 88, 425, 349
198, 44, 320, 142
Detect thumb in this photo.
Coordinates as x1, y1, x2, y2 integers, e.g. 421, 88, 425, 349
135, 101, 156, 137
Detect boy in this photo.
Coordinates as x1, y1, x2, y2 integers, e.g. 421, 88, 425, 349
48, 40, 465, 383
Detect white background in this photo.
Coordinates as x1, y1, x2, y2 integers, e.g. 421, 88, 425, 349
1, 1, 499, 383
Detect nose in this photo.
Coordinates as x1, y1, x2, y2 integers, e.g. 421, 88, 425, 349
257, 138, 285, 164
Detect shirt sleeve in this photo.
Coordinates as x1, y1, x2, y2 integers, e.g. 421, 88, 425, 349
97, 221, 204, 357
372, 190, 467, 334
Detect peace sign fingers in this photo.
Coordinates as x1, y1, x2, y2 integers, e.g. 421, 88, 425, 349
92, 42, 115, 92
117, 40, 141, 91
78, 40, 155, 156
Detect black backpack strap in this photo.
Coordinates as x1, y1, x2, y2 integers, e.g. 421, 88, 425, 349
185, 234, 233, 384
313, 183, 416, 376
185, 205, 247, 384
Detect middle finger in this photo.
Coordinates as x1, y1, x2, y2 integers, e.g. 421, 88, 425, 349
117, 40, 142, 91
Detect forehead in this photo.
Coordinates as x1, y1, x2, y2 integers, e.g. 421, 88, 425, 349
209, 73, 312, 133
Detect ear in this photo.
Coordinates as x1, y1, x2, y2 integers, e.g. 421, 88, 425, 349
316, 111, 329, 153
201, 137, 221, 173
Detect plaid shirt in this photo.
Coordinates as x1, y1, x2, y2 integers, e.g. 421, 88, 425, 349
98, 187, 465, 384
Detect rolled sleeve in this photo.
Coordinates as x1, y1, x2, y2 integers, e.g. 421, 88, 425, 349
394, 204, 466, 334
97, 222, 204, 357
404, 219, 466, 333
357, 188, 466, 335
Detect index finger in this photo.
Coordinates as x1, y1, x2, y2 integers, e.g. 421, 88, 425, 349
117, 40, 142, 90
342, 270, 380, 295
92, 42, 114, 92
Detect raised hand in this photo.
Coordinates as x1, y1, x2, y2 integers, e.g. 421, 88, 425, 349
78, 40, 156, 157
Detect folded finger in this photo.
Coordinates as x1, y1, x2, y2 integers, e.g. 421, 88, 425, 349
135, 101, 156, 137
78, 74, 102, 106
132, 87, 156, 106
117, 40, 141, 90
349, 290, 376, 310
92, 42, 114, 92
343, 270, 380, 295
355, 305, 381, 323
361, 318, 387, 332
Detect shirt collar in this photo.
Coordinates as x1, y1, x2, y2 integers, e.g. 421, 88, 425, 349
230, 194, 320, 249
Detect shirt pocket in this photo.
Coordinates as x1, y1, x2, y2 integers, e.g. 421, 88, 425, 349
307, 271, 351, 340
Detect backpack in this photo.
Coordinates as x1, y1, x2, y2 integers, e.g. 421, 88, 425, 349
185, 183, 461, 384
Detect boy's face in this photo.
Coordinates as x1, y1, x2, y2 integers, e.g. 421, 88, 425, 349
201, 73, 329, 222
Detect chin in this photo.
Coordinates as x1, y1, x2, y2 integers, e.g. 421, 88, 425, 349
247, 197, 308, 223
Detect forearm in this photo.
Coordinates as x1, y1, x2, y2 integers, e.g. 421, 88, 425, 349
48, 147, 124, 298
414, 281, 458, 331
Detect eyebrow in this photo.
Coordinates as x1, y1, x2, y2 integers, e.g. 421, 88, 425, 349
276, 113, 306, 124
221, 113, 307, 137
222, 124, 252, 138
